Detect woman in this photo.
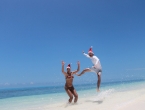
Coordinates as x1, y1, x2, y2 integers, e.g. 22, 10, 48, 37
61, 61, 80, 103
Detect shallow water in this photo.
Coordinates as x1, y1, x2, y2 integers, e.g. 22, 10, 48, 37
0, 79, 145, 110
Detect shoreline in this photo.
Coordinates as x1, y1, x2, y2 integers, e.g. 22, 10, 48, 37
43, 88, 145, 110
0, 80, 145, 110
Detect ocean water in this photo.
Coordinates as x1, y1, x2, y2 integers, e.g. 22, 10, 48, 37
0, 79, 145, 110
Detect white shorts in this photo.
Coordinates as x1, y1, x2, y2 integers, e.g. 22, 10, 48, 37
89, 67, 102, 75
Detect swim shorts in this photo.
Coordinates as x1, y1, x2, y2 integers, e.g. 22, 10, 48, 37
89, 67, 102, 75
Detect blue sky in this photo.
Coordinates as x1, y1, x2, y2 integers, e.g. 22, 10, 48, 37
0, 0, 145, 87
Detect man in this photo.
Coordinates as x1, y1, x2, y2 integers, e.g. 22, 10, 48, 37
76, 47, 102, 92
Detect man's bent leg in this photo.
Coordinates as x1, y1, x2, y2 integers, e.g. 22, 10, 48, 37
78, 68, 91, 76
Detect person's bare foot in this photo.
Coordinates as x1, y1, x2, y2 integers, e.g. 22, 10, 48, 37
97, 89, 100, 92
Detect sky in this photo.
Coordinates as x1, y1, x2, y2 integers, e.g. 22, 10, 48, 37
0, 0, 145, 88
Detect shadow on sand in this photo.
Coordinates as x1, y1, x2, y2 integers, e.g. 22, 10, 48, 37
85, 99, 104, 104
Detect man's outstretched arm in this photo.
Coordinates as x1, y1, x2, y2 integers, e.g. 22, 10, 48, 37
83, 51, 90, 58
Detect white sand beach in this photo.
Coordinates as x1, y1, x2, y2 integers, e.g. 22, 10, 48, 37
0, 82, 145, 110
43, 88, 145, 110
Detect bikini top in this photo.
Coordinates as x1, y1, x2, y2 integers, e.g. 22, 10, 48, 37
66, 75, 74, 79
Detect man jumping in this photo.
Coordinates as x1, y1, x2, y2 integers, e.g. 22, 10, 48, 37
76, 47, 102, 92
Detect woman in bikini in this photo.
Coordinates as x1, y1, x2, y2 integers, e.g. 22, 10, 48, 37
61, 61, 80, 103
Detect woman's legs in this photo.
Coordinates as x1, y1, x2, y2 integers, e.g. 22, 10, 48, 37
72, 89, 78, 103
65, 86, 78, 103
65, 87, 73, 103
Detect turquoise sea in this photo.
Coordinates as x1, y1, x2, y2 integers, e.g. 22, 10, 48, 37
0, 79, 145, 110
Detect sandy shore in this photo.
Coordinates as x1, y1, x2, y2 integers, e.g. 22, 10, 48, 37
1, 87, 144, 110
118, 94, 145, 110
43, 88, 145, 110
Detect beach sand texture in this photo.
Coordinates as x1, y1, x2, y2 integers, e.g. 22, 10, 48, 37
43, 88, 145, 110
0, 82, 145, 110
